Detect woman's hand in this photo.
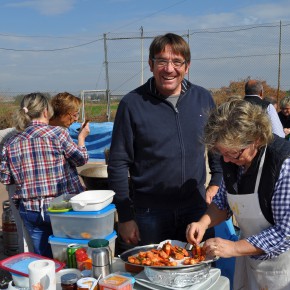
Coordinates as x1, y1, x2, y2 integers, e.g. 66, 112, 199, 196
186, 222, 207, 245
78, 121, 90, 146
203, 237, 237, 258
205, 185, 219, 205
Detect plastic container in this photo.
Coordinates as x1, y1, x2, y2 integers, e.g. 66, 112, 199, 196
70, 190, 115, 211
48, 194, 76, 211
98, 274, 133, 290
48, 204, 116, 239
0, 252, 65, 277
48, 231, 117, 264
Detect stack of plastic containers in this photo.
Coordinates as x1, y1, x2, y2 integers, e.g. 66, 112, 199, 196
48, 190, 117, 265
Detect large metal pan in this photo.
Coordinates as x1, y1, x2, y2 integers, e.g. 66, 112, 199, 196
79, 165, 109, 190
79, 165, 131, 191
119, 244, 219, 270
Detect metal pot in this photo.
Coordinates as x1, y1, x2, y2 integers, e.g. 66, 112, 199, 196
79, 165, 109, 190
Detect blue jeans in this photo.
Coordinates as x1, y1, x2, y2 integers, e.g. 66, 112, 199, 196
135, 205, 215, 245
19, 203, 53, 258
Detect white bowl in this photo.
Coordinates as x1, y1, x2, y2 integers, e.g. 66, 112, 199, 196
70, 190, 115, 211
11, 274, 29, 288
8, 280, 29, 290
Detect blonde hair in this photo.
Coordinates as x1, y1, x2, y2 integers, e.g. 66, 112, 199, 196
204, 97, 273, 152
50, 92, 81, 120
14, 93, 53, 131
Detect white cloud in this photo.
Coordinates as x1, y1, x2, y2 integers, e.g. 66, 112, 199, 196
6, 0, 76, 15
240, 3, 290, 23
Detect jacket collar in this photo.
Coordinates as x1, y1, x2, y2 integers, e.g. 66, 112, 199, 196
148, 77, 190, 98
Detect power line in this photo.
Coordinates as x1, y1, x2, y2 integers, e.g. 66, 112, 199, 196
0, 20, 289, 52
0, 32, 96, 41
0, 38, 102, 52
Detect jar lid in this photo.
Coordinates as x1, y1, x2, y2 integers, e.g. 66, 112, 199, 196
81, 269, 92, 277
88, 239, 109, 248
61, 273, 78, 284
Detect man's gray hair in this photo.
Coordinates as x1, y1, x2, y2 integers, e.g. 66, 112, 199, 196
245, 80, 263, 95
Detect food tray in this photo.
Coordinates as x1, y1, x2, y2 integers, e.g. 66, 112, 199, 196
119, 242, 219, 269
0, 252, 65, 277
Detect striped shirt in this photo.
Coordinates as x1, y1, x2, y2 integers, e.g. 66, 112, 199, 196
0, 121, 88, 211
213, 158, 290, 260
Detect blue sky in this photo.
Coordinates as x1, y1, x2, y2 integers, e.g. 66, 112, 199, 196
1, 0, 290, 95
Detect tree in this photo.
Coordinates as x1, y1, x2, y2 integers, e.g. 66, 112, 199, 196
211, 78, 287, 105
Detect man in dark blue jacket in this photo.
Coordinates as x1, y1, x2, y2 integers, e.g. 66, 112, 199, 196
108, 33, 222, 246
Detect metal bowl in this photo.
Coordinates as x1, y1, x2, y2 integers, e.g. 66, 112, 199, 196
79, 165, 108, 178
79, 165, 109, 190
144, 263, 211, 288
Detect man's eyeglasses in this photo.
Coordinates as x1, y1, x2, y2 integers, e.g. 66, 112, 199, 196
152, 58, 186, 69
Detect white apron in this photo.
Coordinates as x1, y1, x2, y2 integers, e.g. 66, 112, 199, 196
227, 147, 290, 290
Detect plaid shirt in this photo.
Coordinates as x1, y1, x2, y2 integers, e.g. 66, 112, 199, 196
213, 158, 290, 260
0, 121, 88, 211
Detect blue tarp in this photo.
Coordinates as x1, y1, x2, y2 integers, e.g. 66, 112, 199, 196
69, 122, 113, 160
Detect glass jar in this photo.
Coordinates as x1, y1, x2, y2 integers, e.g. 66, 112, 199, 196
61, 273, 78, 290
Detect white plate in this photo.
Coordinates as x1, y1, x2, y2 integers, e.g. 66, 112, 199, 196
135, 268, 221, 290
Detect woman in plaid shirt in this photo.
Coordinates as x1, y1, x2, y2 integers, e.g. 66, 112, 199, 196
0, 93, 89, 257
186, 98, 290, 290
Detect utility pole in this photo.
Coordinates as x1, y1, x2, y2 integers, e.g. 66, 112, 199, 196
104, 33, 110, 121
140, 26, 144, 85
277, 20, 282, 101
187, 30, 190, 82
